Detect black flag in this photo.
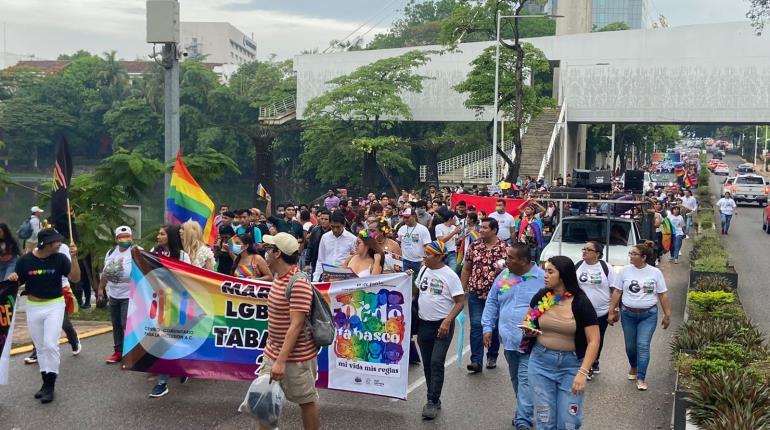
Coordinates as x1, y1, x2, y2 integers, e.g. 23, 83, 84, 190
51, 137, 76, 241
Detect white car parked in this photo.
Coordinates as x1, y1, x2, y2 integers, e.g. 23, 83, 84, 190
539, 216, 642, 269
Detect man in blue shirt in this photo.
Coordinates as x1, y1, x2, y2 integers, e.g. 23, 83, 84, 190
482, 242, 544, 430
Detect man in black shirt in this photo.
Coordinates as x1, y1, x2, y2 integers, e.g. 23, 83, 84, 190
305, 209, 331, 274
10, 228, 80, 404
265, 195, 304, 241
215, 225, 236, 276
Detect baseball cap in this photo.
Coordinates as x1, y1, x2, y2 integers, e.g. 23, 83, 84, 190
37, 228, 65, 248
30, 206, 44, 213
401, 208, 413, 218
262, 232, 299, 255
114, 226, 132, 237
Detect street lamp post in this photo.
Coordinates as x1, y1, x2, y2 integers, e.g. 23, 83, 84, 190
755, 126, 759, 168
610, 124, 615, 174
491, 12, 562, 188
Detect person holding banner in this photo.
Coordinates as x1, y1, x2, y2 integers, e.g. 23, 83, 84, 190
97, 226, 135, 364
230, 234, 271, 281
149, 225, 191, 398
0, 223, 21, 280
9, 228, 80, 404
415, 240, 465, 420
259, 232, 320, 430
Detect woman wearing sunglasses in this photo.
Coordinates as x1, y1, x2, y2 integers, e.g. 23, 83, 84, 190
608, 242, 672, 391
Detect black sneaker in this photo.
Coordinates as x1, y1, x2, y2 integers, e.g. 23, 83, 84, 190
486, 358, 497, 369
586, 368, 594, 381
467, 362, 482, 373
422, 401, 439, 420
81, 303, 92, 309
180, 377, 189, 384
591, 363, 601, 374
24, 354, 38, 365
149, 383, 169, 398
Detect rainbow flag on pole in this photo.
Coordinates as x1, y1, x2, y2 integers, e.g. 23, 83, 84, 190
166, 152, 216, 245
256, 183, 268, 199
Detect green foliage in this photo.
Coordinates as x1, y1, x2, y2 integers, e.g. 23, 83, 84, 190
175, 148, 241, 182
595, 22, 631, 32
702, 342, 754, 365
690, 358, 742, 377
586, 124, 680, 171
687, 369, 770, 429
671, 318, 763, 353
103, 97, 163, 157
688, 290, 735, 309
691, 274, 737, 293
454, 42, 555, 120
692, 254, 730, 273
302, 50, 432, 189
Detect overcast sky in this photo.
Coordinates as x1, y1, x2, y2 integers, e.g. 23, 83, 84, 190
0, 0, 753, 66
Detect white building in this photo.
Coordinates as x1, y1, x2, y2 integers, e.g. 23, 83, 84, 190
180, 22, 256, 65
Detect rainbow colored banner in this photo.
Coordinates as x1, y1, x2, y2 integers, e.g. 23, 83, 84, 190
166, 152, 217, 245
124, 249, 412, 399
0, 281, 19, 385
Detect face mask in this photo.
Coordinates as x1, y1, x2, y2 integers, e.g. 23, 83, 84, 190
230, 244, 243, 255
416, 208, 426, 216
117, 240, 132, 249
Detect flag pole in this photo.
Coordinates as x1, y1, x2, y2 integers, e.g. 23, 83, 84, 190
66, 198, 74, 245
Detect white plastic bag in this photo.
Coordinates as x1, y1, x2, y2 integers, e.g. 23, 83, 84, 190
238, 375, 285, 429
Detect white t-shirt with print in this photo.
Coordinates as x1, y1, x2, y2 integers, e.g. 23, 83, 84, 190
668, 215, 685, 236
576, 261, 616, 317
103, 246, 133, 299
489, 211, 515, 241
397, 223, 432, 262
434, 223, 458, 253
417, 265, 464, 321
717, 198, 737, 215
614, 264, 667, 309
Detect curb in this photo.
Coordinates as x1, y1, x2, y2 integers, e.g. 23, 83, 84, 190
10, 326, 113, 356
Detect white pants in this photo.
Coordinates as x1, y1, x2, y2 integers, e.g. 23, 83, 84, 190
27, 300, 65, 374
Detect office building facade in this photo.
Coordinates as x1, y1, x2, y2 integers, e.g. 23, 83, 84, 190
180, 22, 256, 65
526, 0, 652, 30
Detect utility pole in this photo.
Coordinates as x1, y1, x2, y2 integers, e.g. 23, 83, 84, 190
755, 126, 759, 169
147, 0, 180, 210
610, 124, 615, 175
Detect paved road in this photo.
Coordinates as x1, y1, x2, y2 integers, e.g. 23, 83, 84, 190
711, 154, 770, 334
0, 258, 687, 429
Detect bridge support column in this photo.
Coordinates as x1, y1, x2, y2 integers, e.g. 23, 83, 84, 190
559, 122, 587, 182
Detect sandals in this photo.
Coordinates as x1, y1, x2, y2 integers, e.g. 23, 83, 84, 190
636, 380, 648, 391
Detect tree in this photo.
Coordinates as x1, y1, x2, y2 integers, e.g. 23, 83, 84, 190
748, 0, 770, 33
301, 50, 432, 192
0, 96, 76, 167
586, 124, 679, 171
454, 42, 554, 181
442, 0, 554, 182
595, 22, 630, 32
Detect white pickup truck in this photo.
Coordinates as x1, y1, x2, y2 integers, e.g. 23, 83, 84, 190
731, 174, 769, 207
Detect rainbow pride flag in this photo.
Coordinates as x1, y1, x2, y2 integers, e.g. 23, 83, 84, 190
166, 152, 216, 245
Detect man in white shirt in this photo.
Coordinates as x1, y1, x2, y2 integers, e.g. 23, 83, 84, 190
717, 192, 737, 235
97, 226, 134, 364
488, 199, 515, 242
680, 190, 698, 237
313, 211, 357, 281
25, 206, 44, 253
434, 207, 462, 271
396, 208, 432, 274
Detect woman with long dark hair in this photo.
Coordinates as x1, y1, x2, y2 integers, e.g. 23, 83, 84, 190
522, 256, 600, 430
608, 242, 672, 391
230, 234, 271, 281
149, 224, 190, 398
0, 222, 22, 280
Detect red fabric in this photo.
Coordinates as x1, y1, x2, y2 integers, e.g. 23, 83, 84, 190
450, 193, 527, 217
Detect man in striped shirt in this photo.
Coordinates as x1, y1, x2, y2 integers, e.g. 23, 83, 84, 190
260, 232, 320, 430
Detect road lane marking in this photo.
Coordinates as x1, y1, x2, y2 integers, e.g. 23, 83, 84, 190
393, 344, 472, 401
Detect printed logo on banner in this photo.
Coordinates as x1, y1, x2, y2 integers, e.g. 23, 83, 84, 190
136, 268, 215, 359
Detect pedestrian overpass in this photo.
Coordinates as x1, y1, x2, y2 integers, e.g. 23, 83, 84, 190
293, 21, 770, 183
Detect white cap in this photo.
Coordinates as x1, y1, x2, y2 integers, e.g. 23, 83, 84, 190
401, 208, 413, 217
262, 232, 299, 255
114, 226, 132, 237
30, 206, 44, 213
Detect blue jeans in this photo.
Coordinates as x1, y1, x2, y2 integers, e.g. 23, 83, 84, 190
468, 293, 499, 364
504, 350, 533, 429
671, 234, 684, 260
684, 213, 694, 236
720, 213, 733, 233
621, 306, 658, 381
595, 314, 609, 366
442, 251, 457, 271
528, 343, 584, 430
0, 257, 17, 280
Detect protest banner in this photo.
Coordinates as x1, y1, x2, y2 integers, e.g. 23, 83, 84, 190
124, 249, 412, 399
0, 281, 19, 385
450, 193, 527, 216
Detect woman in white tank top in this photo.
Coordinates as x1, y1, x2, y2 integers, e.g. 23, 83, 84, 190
345, 230, 384, 277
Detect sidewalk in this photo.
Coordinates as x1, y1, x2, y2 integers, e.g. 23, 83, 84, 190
10, 309, 112, 354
